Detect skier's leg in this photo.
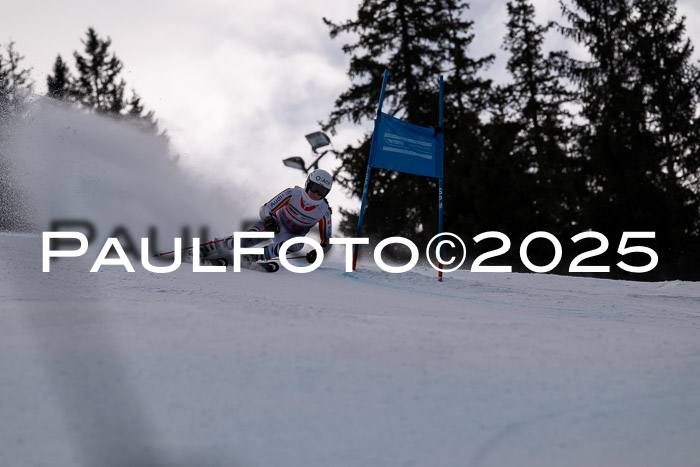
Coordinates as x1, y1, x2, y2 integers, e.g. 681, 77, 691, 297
232, 221, 281, 264
211, 222, 303, 263
191, 221, 267, 265
238, 221, 266, 249
263, 231, 304, 259
215, 221, 266, 253
185, 238, 233, 265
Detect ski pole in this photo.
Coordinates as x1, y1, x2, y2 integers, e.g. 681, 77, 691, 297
153, 236, 232, 257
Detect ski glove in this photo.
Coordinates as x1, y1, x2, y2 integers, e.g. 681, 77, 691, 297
263, 216, 280, 233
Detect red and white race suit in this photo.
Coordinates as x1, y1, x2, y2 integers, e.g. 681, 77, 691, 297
250, 186, 332, 258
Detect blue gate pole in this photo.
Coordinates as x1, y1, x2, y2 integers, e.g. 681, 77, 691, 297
353, 70, 390, 270
438, 178, 444, 281
438, 75, 445, 281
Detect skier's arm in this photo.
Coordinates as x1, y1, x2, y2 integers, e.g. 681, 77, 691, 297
259, 188, 293, 220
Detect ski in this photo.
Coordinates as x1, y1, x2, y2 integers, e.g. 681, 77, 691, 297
248, 260, 280, 273
188, 254, 311, 273
248, 254, 310, 273
153, 237, 231, 257
168, 236, 313, 273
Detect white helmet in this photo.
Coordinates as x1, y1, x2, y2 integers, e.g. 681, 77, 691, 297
305, 169, 333, 198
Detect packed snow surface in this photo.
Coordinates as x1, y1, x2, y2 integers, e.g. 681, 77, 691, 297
2, 98, 699, 466
1, 232, 699, 467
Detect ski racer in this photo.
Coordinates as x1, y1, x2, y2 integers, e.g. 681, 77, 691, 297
197, 168, 333, 265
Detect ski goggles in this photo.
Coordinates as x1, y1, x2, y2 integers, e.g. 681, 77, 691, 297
307, 181, 330, 197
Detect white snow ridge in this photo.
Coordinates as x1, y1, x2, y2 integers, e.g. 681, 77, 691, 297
1, 99, 700, 467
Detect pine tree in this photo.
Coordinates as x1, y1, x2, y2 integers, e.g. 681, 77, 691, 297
429, 0, 498, 249
0, 41, 34, 116
67, 28, 163, 136
0, 51, 9, 118
502, 0, 581, 239
628, 0, 700, 278
560, 0, 644, 255
46, 54, 73, 101
72, 27, 127, 114
126, 90, 159, 134
0, 42, 34, 231
435, 0, 494, 114
560, 0, 700, 279
324, 0, 493, 251
631, 0, 700, 190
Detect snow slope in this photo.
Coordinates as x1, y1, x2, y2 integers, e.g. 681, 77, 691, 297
2, 99, 700, 467
2, 232, 700, 467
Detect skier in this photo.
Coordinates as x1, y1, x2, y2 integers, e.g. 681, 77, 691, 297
196, 168, 333, 266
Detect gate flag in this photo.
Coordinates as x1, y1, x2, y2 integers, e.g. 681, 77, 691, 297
369, 112, 444, 179
353, 70, 445, 280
